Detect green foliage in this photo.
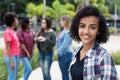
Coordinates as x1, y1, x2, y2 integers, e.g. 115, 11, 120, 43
31, 47, 39, 69
64, 3, 75, 10
51, 0, 75, 20
118, 5, 120, 14
0, 33, 3, 38
107, 0, 120, 14
90, 0, 112, 19
26, 0, 75, 21
90, 0, 97, 4
111, 51, 120, 65
108, 26, 117, 33
63, 0, 69, 3
98, 0, 105, 4
74, 0, 83, 4
1, 0, 120, 22
51, 0, 75, 19
26, 3, 36, 17
0, 49, 7, 80
103, 13, 113, 19
97, 3, 109, 14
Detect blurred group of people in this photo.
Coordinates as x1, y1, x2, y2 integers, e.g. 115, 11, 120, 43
3, 5, 119, 80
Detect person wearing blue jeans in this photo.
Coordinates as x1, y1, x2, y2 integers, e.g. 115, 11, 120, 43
37, 17, 56, 80
3, 12, 19, 80
20, 57, 32, 80
39, 51, 53, 80
58, 52, 72, 80
4, 56, 19, 80
56, 15, 73, 80
17, 17, 35, 80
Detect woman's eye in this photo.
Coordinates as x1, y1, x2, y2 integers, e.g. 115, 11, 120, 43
90, 26, 96, 29
79, 25, 85, 28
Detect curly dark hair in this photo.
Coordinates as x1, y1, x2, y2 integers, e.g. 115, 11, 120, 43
21, 17, 30, 30
3, 12, 17, 27
70, 5, 109, 44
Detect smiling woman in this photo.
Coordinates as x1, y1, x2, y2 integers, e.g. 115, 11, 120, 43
70, 5, 118, 80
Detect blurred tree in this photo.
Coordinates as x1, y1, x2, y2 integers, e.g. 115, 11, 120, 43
26, 3, 36, 17
74, 0, 112, 19
26, 0, 75, 21
105, 0, 120, 14
45, 0, 75, 20
1, 0, 119, 22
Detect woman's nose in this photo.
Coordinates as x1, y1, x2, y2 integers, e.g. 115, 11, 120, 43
84, 27, 89, 33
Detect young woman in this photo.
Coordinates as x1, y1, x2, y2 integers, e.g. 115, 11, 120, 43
70, 5, 118, 80
17, 17, 35, 80
56, 15, 73, 80
37, 17, 56, 80
3, 12, 19, 80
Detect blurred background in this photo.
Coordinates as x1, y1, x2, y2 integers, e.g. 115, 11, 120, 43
0, 0, 120, 33
0, 0, 120, 80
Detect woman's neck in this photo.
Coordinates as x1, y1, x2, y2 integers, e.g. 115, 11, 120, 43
9, 26, 14, 30
25, 28, 29, 32
82, 42, 95, 53
63, 26, 68, 30
45, 28, 52, 32
80, 42, 95, 60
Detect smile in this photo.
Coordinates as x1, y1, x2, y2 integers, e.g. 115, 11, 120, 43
82, 35, 90, 39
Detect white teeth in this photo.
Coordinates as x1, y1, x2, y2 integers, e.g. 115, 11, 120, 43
83, 35, 90, 39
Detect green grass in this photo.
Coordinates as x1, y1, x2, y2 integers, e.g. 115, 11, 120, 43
0, 49, 7, 80
111, 51, 120, 65
0, 33, 3, 38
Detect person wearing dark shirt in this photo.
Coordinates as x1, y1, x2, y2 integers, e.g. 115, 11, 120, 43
69, 5, 118, 80
37, 17, 56, 80
70, 48, 84, 80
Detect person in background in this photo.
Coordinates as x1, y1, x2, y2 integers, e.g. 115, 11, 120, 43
3, 12, 19, 80
37, 17, 56, 80
56, 15, 73, 80
17, 17, 35, 80
70, 5, 118, 80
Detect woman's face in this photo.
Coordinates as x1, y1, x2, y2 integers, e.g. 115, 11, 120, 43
60, 18, 66, 28
41, 19, 47, 29
13, 17, 18, 27
26, 22, 30, 29
78, 16, 99, 45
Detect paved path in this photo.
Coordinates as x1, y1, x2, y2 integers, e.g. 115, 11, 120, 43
19, 61, 62, 80
101, 35, 120, 52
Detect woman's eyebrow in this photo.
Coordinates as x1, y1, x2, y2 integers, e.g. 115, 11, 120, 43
79, 23, 84, 25
90, 24, 98, 26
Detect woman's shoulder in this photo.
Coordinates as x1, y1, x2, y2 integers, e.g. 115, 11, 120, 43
95, 43, 111, 59
49, 29, 56, 35
4, 28, 13, 35
73, 45, 82, 56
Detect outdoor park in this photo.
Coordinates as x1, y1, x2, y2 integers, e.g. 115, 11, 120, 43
0, 0, 120, 80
